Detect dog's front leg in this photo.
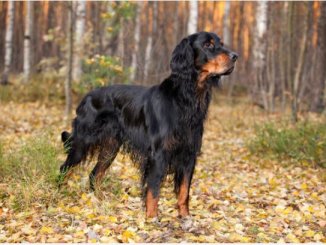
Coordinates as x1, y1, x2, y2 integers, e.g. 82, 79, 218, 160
144, 150, 168, 218
175, 155, 196, 218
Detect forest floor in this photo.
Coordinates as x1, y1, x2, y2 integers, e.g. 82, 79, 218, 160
0, 99, 325, 243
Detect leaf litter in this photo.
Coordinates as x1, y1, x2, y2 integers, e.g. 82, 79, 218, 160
0, 101, 325, 242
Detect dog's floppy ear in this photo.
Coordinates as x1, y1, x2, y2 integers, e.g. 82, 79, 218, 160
61, 131, 72, 153
61, 131, 71, 143
170, 38, 194, 74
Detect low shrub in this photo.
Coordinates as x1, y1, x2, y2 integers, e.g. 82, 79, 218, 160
0, 136, 61, 210
78, 55, 130, 94
0, 135, 60, 183
248, 121, 326, 168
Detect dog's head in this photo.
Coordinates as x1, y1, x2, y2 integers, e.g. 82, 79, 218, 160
170, 32, 238, 86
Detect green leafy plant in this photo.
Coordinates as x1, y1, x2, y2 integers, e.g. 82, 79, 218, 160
78, 55, 130, 93
0, 135, 60, 183
102, 2, 136, 36
248, 121, 326, 168
0, 135, 62, 210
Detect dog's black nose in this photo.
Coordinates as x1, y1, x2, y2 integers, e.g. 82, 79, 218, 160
230, 52, 238, 62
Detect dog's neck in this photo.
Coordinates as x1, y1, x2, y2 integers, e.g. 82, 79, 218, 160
161, 72, 214, 115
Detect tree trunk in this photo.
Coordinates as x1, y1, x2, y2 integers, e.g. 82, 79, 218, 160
280, 2, 288, 112
65, 2, 73, 119
144, 2, 153, 83
173, 1, 179, 45
23, 1, 33, 83
287, 2, 294, 113
147, 1, 158, 84
187, 0, 198, 35
1, 0, 15, 85
94, 2, 103, 54
117, 18, 124, 62
311, 2, 326, 113
291, 4, 309, 123
223, 1, 231, 46
72, 0, 86, 82
252, 1, 268, 109
130, 2, 142, 83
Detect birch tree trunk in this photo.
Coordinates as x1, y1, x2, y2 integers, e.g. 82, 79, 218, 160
144, 3, 153, 83
65, 2, 74, 119
23, 1, 33, 83
1, 0, 15, 85
72, 0, 86, 82
253, 1, 268, 72
252, 1, 268, 109
225, 1, 233, 99
130, 2, 142, 83
144, 2, 158, 83
223, 1, 231, 46
187, 1, 198, 35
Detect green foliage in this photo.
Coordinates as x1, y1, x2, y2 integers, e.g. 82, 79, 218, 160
248, 121, 326, 168
0, 135, 61, 210
0, 135, 60, 183
78, 55, 130, 93
102, 2, 136, 36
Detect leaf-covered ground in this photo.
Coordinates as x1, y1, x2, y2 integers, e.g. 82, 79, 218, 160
0, 100, 325, 242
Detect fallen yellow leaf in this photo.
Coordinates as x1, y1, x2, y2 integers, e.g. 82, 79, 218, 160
67, 206, 80, 214
40, 226, 54, 234
305, 230, 315, 238
122, 230, 135, 242
81, 193, 88, 201
74, 230, 85, 238
301, 183, 308, 191
269, 178, 278, 188
286, 233, 300, 243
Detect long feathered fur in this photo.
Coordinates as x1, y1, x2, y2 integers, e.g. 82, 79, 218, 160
59, 32, 237, 218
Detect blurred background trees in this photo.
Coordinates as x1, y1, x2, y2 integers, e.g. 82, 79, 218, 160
0, 1, 325, 119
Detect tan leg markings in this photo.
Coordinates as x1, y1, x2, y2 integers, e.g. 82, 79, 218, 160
177, 178, 190, 217
146, 189, 159, 218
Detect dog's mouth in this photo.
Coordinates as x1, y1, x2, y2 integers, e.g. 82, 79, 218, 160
208, 73, 220, 79
206, 73, 221, 86
221, 66, 234, 76
208, 66, 234, 78
206, 66, 235, 78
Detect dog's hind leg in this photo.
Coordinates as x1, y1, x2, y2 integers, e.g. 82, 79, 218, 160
89, 138, 121, 191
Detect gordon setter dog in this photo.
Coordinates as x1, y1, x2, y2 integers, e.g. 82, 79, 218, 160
60, 32, 237, 218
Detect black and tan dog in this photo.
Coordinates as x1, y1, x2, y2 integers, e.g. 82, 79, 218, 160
60, 32, 237, 218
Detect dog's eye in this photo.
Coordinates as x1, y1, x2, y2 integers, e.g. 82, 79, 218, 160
204, 42, 214, 49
